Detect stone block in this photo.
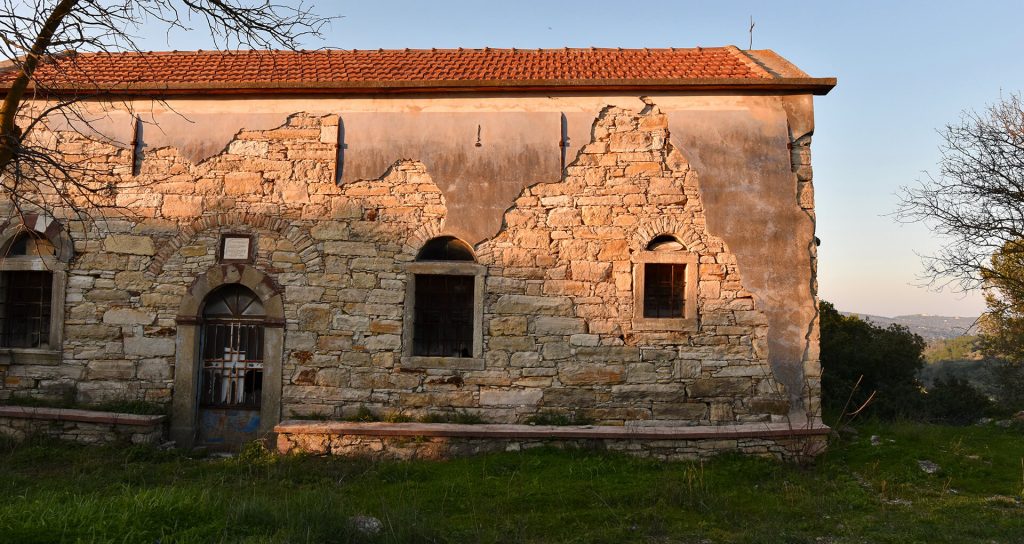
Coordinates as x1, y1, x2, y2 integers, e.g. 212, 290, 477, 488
489, 316, 527, 336
570, 261, 611, 282
509, 352, 541, 367
333, 314, 370, 332
749, 397, 790, 415
102, 235, 155, 256
362, 334, 401, 351
540, 341, 572, 360
559, 363, 624, 385
652, 402, 707, 420
710, 403, 735, 422
488, 336, 536, 352
162, 195, 202, 218
137, 360, 171, 381
675, 360, 701, 380
534, 316, 586, 335
575, 346, 641, 363
124, 337, 176, 357
688, 378, 751, 398
285, 286, 325, 303
310, 222, 350, 240
102, 308, 156, 326
611, 384, 684, 403
66, 324, 121, 341
228, 140, 269, 156
494, 295, 572, 316
569, 334, 600, 347
86, 360, 135, 380
224, 172, 264, 195
399, 391, 474, 408
479, 389, 542, 406
298, 304, 331, 331
314, 368, 349, 388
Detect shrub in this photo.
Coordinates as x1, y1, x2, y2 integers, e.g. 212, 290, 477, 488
820, 300, 926, 420
923, 376, 994, 424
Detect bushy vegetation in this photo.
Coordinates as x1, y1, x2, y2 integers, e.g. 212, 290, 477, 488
924, 335, 983, 364
1, 422, 1021, 543
820, 300, 927, 419
820, 301, 1003, 423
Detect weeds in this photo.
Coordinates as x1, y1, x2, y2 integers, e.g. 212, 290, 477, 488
523, 410, 595, 426
2, 421, 1021, 542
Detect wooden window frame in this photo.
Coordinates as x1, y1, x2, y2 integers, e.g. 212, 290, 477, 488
401, 261, 486, 371
632, 251, 698, 332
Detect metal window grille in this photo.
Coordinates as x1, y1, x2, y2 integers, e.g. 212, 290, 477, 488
643, 263, 686, 318
413, 274, 474, 357
0, 271, 52, 348
200, 322, 264, 408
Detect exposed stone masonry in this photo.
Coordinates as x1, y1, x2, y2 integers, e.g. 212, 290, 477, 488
1, 106, 796, 432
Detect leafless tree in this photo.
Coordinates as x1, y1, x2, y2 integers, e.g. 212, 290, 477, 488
897, 92, 1024, 298
0, 0, 333, 229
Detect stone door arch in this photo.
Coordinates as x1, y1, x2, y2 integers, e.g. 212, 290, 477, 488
170, 264, 284, 448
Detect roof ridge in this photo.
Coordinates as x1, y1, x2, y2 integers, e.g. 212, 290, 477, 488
64, 46, 743, 56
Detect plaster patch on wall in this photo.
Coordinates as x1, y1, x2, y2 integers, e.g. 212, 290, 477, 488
51, 111, 291, 164
666, 98, 815, 416
338, 112, 568, 244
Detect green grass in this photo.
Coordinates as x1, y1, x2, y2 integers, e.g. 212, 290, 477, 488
0, 422, 1022, 543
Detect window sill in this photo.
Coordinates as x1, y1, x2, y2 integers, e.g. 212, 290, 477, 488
401, 356, 485, 371
631, 318, 698, 332
0, 348, 61, 365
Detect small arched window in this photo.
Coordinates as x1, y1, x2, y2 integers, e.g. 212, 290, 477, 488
632, 234, 699, 330
416, 236, 475, 262
405, 236, 484, 362
5, 232, 56, 258
0, 224, 69, 352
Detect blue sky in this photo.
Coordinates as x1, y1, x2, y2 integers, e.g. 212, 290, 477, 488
139, 1, 1024, 317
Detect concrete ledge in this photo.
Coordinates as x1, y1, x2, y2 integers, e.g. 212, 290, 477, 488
275, 420, 829, 440
0, 405, 167, 427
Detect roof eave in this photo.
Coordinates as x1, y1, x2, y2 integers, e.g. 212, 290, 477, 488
4, 77, 838, 96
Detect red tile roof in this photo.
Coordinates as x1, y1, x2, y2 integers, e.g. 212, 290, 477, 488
1, 47, 835, 95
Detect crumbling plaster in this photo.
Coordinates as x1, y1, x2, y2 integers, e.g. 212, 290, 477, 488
38, 92, 819, 417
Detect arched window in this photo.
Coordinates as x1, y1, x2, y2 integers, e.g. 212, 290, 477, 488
199, 284, 266, 409
416, 236, 475, 261
403, 236, 485, 364
0, 224, 70, 353
632, 234, 698, 331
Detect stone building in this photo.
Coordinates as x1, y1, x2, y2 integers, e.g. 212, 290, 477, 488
0, 47, 835, 455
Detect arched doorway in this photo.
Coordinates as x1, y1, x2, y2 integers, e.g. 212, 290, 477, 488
171, 264, 285, 449
197, 284, 266, 447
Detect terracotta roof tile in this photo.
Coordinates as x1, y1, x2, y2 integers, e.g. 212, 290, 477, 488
0, 46, 834, 94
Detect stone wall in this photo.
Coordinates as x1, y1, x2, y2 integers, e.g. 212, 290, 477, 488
0, 103, 808, 432
274, 420, 829, 463
0, 406, 165, 445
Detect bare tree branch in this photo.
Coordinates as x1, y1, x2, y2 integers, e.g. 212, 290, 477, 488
0, 0, 335, 234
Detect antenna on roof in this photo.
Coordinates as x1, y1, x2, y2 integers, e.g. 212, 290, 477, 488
748, 16, 756, 50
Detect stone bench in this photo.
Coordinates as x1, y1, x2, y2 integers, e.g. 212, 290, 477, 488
0, 406, 167, 445
275, 420, 830, 462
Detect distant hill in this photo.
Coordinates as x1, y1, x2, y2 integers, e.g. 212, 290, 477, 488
839, 311, 979, 340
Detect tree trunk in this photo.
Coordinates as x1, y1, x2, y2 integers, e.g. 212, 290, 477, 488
0, 0, 81, 172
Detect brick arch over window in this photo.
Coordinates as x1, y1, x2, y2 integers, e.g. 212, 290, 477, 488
0, 214, 72, 357
0, 213, 74, 263
170, 263, 285, 447
401, 221, 447, 259
146, 212, 322, 276
632, 217, 708, 255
